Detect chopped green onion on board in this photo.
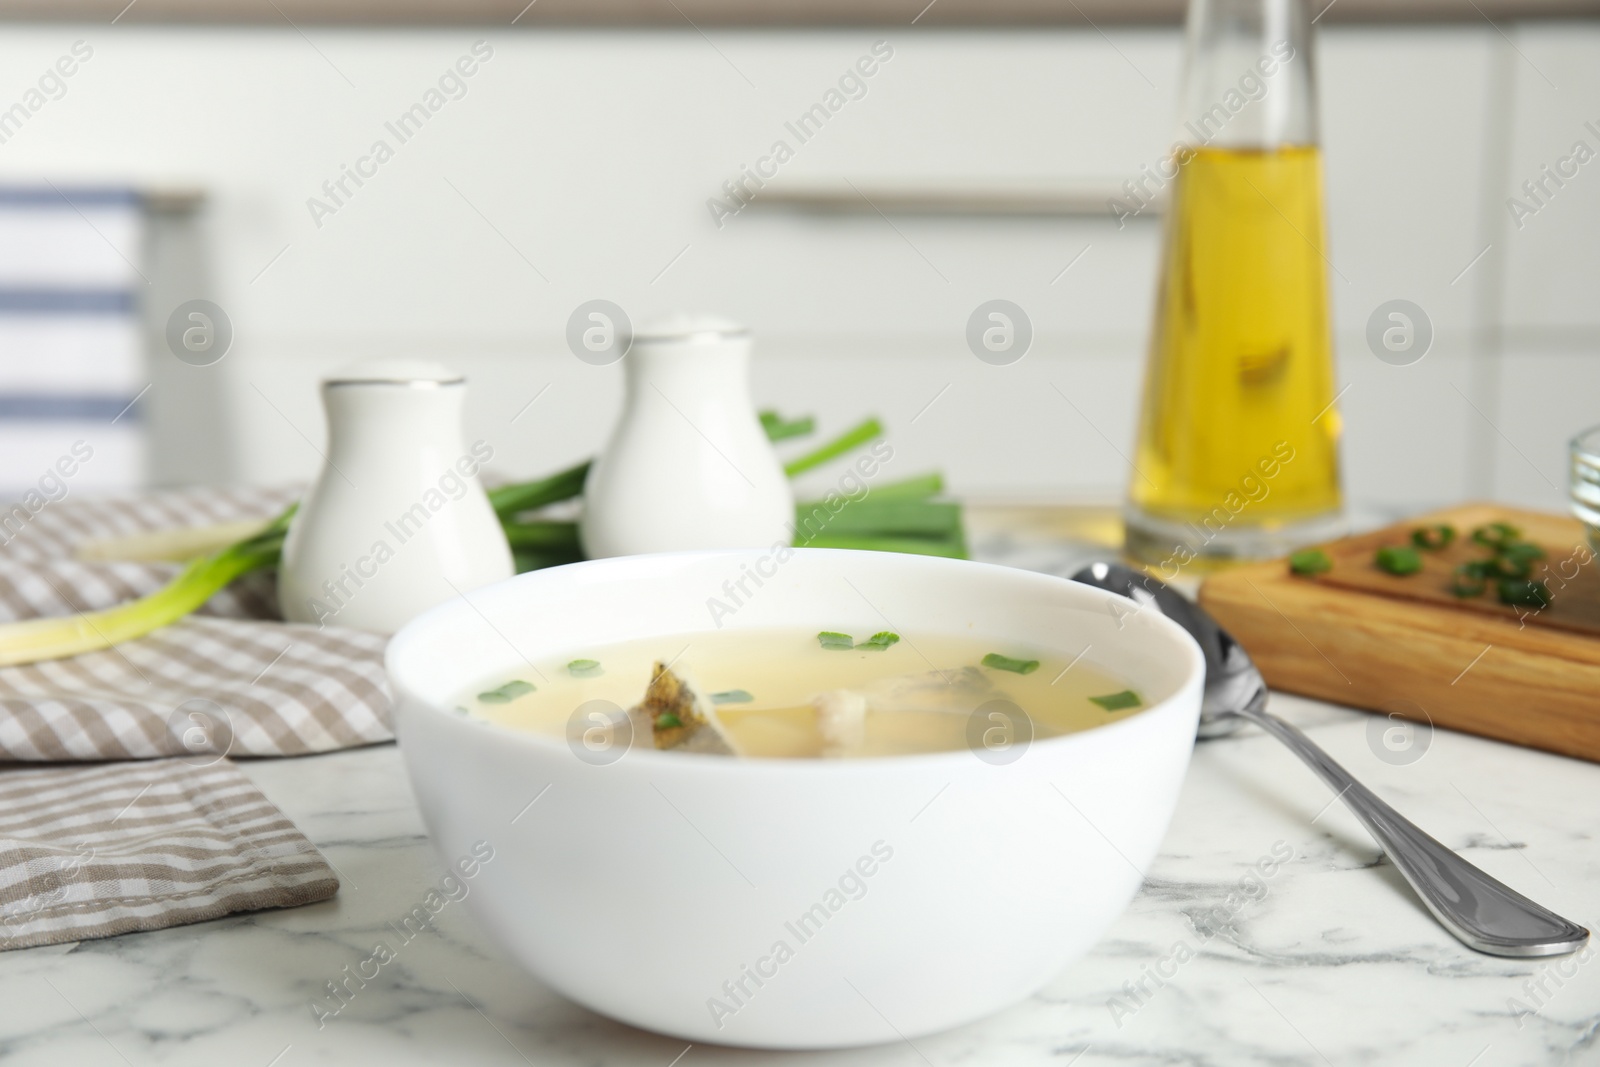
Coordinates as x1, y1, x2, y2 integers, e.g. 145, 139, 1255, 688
1375, 545, 1423, 576
1410, 524, 1456, 550
1471, 522, 1521, 550
1497, 578, 1551, 608
1289, 548, 1332, 576
1450, 565, 1488, 598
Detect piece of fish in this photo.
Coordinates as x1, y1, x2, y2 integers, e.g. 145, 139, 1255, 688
629, 661, 739, 756
860, 665, 998, 714
811, 667, 996, 758
813, 689, 869, 758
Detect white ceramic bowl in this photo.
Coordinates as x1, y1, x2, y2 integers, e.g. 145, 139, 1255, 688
387, 549, 1205, 1049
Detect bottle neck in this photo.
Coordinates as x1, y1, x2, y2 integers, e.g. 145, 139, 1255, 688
1175, 0, 1318, 151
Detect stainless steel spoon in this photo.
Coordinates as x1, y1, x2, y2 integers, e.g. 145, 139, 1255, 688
1072, 560, 1589, 958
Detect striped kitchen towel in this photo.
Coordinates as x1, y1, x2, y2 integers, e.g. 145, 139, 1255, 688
0, 758, 339, 951
0, 485, 394, 761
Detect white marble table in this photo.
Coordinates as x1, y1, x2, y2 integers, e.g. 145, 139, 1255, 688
2, 514, 1598, 1066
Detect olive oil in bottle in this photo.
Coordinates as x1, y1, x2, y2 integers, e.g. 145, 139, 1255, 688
1124, 0, 1343, 565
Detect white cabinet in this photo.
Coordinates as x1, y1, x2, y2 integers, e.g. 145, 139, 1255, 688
0, 22, 1584, 508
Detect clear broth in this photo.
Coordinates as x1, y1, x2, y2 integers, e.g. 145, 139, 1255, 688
459, 629, 1145, 759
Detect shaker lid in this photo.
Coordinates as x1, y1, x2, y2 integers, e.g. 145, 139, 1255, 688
324, 358, 465, 387
632, 314, 749, 344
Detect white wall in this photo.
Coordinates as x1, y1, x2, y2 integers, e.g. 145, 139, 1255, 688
0, 21, 1592, 509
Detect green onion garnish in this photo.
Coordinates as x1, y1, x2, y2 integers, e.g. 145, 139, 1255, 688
1089, 690, 1141, 712
567, 659, 601, 677
1411, 524, 1456, 550
1471, 522, 1520, 549
817, 632, 855, 650
711, 689, 753, 704
654, 712, 683, 730
982, 653, 1040, 675
1497, 578, 1551, 608
1289, 548, 1332, 576
856, 631, 901, 651
1375, 545, 1423, 576
478, 679, 536, 704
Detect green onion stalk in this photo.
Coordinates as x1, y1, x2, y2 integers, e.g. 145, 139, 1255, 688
0, 506, 295, 667
0, 414, 963, 665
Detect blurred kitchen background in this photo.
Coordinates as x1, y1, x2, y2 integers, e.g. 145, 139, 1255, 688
0, 0, 1595, 510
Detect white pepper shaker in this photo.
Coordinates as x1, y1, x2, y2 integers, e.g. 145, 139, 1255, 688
580, 316, 793, 558
279, 359, 513, 633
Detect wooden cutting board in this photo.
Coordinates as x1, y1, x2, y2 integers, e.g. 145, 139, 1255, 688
1198, 503, 1600, 763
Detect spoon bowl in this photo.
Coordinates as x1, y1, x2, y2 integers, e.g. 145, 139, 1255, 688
1071, 561, 1256, 738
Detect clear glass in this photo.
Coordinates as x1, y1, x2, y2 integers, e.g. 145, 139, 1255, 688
1570, 425, 1600, 553
1124, 0, 1344, 567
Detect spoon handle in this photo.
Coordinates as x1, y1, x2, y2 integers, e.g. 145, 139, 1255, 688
1232, 705, 1588, 957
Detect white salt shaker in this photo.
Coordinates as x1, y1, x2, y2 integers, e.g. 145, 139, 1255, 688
279, 359, 513, 633
580, 316, 794, 558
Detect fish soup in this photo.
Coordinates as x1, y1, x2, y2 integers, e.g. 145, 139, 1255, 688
460, 628, 1145, 759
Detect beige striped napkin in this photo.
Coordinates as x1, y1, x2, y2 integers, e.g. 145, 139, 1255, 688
0, 758, 338, 950
0, 487, 393, 761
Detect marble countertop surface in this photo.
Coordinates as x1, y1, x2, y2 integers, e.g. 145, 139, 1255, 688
2, 512, 1598, 1066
